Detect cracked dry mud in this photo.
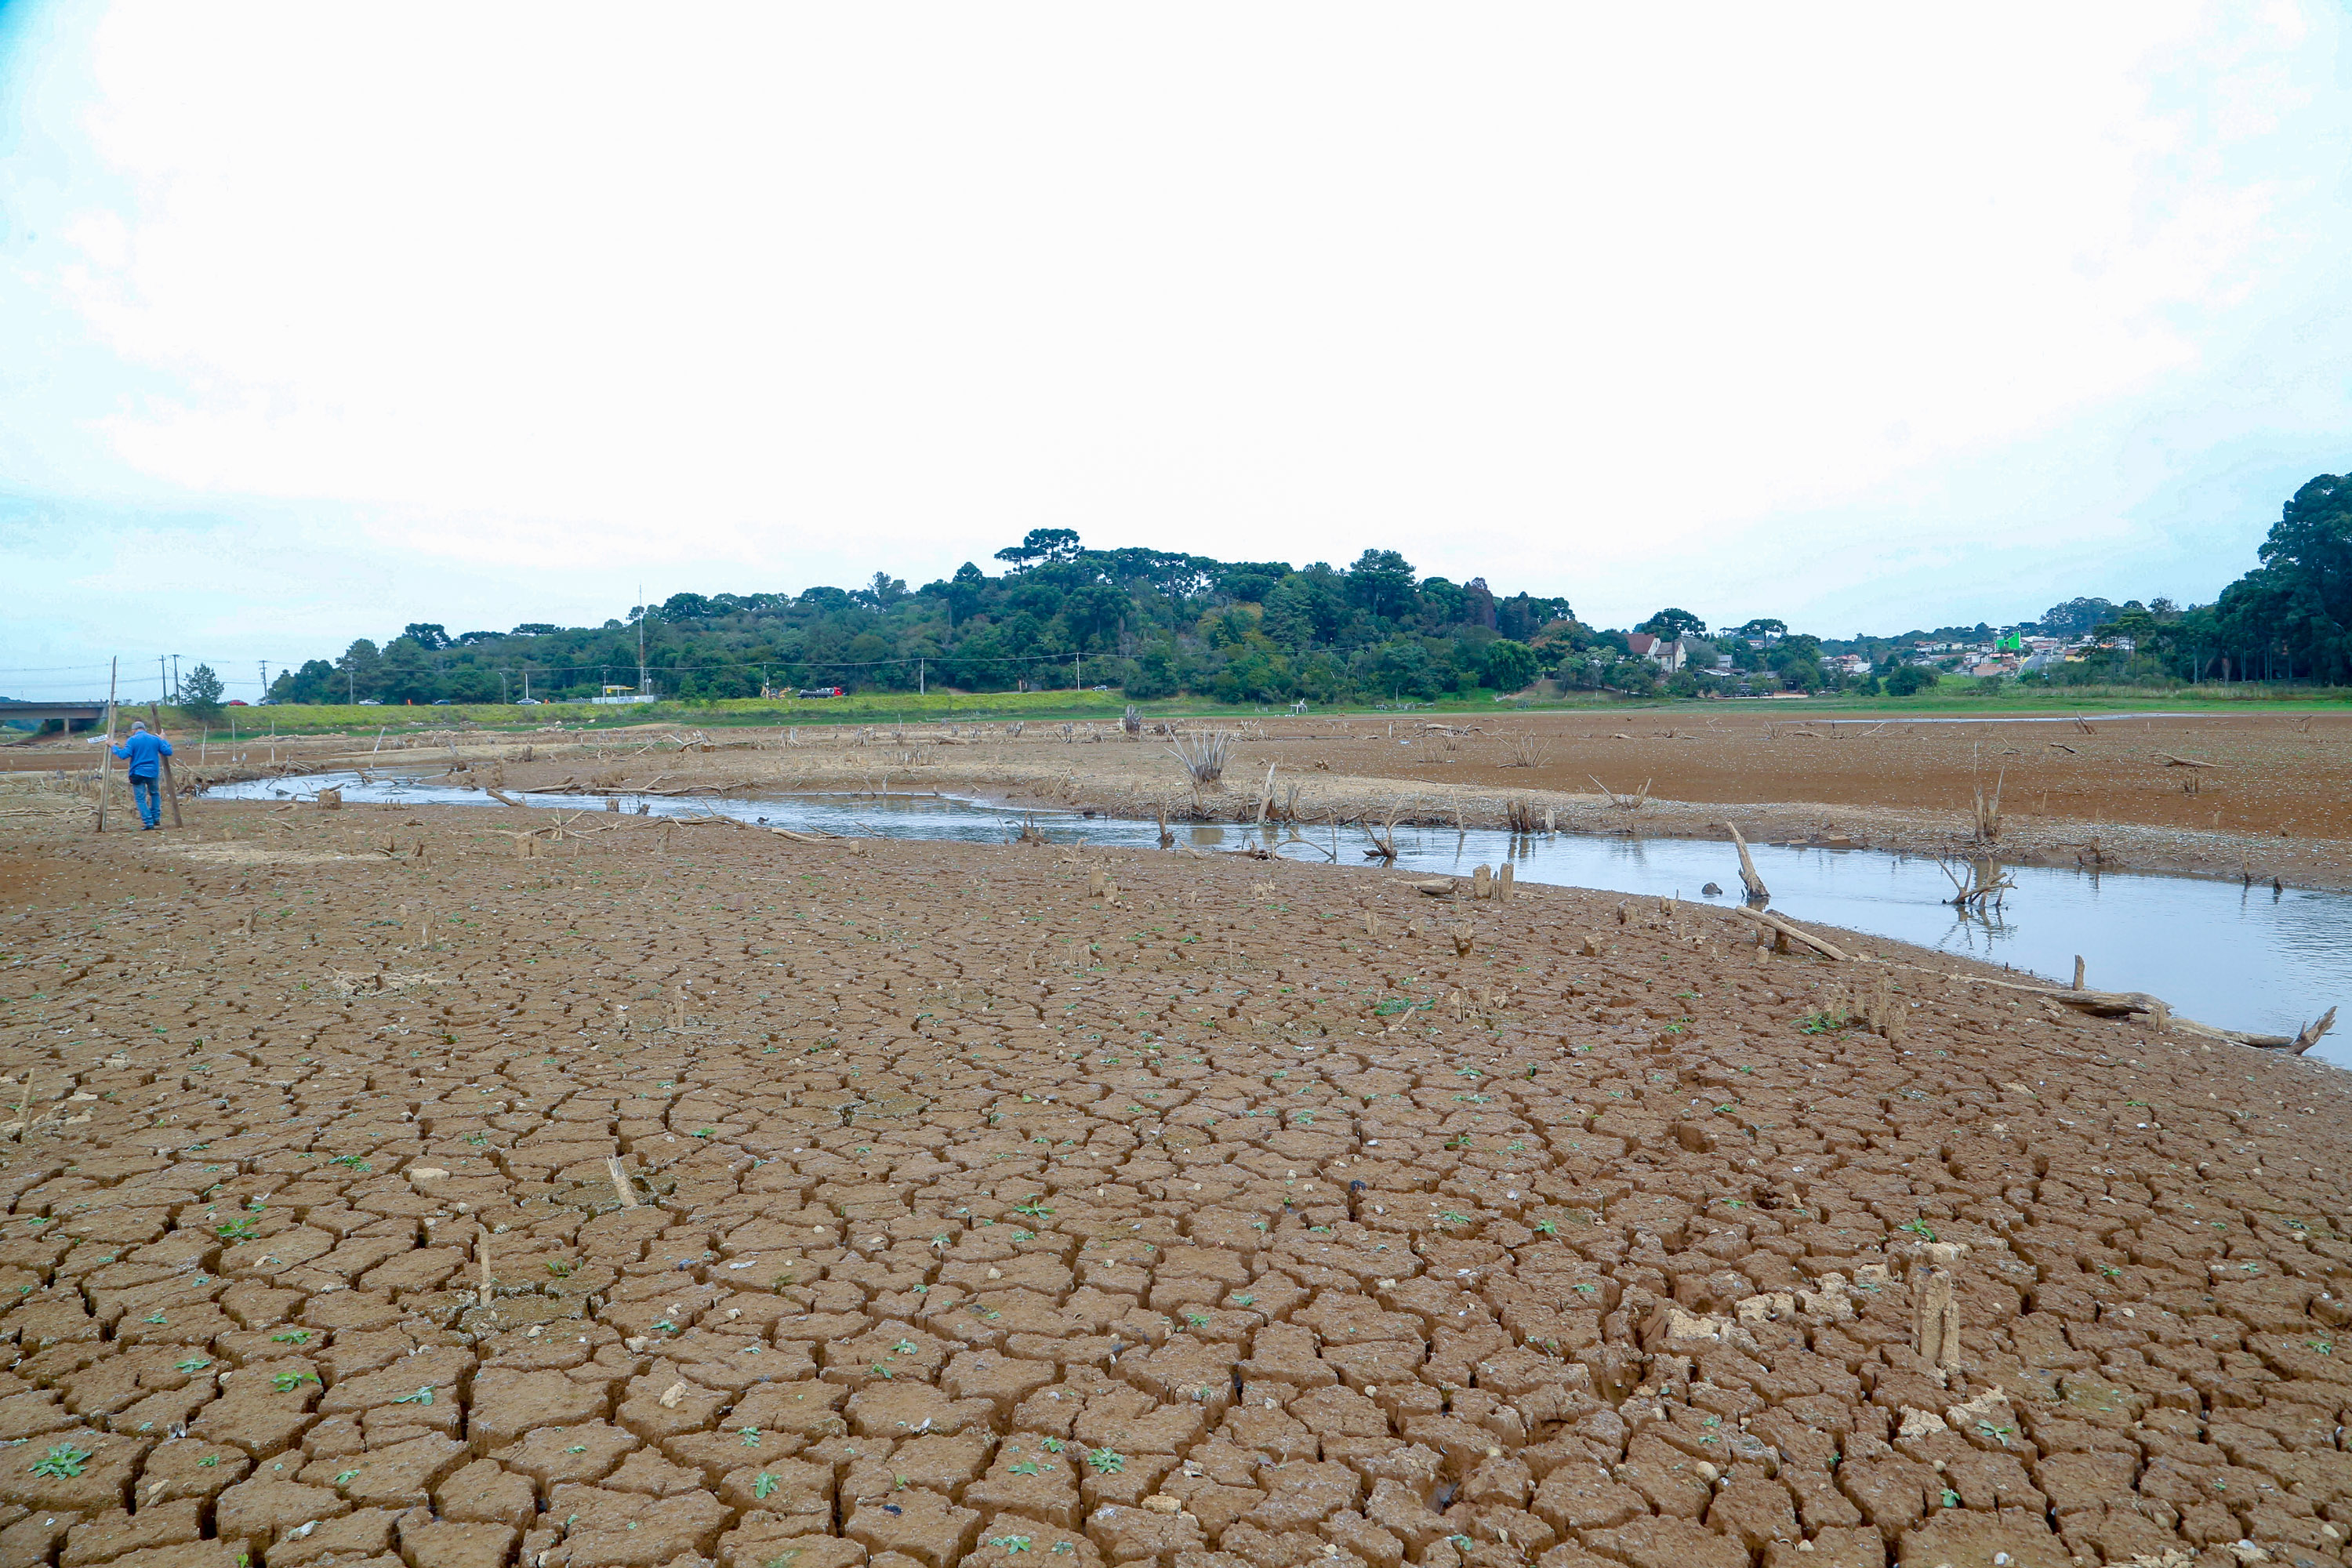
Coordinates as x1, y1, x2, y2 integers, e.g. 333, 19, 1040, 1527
2, 808, 2350, 1568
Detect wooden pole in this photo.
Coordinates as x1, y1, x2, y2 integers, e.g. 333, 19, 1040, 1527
147, 703, 183, 828
96, 658, 118, 833
2071, 955, 2085, 991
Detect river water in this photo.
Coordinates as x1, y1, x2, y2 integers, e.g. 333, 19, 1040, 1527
209, 771, 2350, 1068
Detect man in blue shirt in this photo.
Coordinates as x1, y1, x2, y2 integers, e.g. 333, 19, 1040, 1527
111, 720, 174, 829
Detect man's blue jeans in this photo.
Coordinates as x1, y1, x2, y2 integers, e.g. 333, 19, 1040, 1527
132, 776, 162, 829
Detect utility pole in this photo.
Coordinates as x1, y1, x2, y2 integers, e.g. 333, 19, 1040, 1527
636, 584, 650, 697
170, 654, 181, 705
158, 655, 168, 707
918, 657, 925, 696
1073, 652, 1082, 690
348, 666, 356, 703
499, 669, 510, 704
522, 666, 532, 702
259, 661, 269, 701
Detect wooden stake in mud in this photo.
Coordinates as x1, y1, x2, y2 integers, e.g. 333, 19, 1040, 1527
477, 1230, 494, 1294
1726, 822, 1768, 902
2071, 955, 2085, 992
1914, 1265, 1961, 1369
606, 1156, 639, 1209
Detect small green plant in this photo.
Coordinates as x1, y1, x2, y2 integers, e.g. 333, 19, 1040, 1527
392, 1385, 434, 1404
271, 1329, 310, 1345
1085, 1447, 1125, 1475
216, 1218, 259, 1243
336, 1469, 361, 1487
31, 1444, 90, 1479
753, 1471, 779, 1500
993, 1537, 1033, 1553
1900, 1218, 1938, 1242
176, 1356, 212, 1374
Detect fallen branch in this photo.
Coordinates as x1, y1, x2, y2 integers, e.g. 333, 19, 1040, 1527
2156, 753, 2218, 769
1729, 905, 1848, 961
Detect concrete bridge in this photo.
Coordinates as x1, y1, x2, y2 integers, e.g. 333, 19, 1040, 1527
0, 702, 109, 730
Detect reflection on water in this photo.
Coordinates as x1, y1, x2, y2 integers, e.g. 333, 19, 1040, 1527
209, 771, 2350, 1066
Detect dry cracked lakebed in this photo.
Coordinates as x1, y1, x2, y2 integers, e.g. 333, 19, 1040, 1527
0, 804, 2347, 1568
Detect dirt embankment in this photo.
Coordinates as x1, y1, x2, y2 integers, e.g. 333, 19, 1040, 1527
0, 799, 2347, 1568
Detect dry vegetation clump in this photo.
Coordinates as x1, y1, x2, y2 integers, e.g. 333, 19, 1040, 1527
1170, 728, 1234, 788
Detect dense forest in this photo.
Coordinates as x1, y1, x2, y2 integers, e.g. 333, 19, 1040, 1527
261, 470, 2351, 707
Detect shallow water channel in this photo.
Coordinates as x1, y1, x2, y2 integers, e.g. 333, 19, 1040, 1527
211, 771, 2352, 1067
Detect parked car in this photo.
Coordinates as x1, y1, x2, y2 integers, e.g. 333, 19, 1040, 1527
357, 699, 383, 706
515, 698, 542, 706
430, 699, 454, 706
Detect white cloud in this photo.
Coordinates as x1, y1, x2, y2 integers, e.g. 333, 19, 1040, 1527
0, 0, 2346, 666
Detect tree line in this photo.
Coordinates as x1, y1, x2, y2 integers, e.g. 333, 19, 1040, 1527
1993, 470, 2352, 689
263, 533, 1816, 707
252, 468, 2351, 709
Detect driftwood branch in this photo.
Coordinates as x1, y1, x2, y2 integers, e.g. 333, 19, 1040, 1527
1729, 905, 1847, 961
1725, 822, 1768, 902
1588, 775, 1650, 810
1960, 973, 2333, 1053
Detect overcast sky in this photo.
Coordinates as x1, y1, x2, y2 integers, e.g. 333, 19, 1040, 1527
2, 2, 2347, 700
